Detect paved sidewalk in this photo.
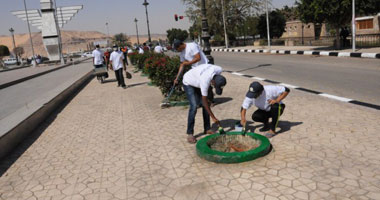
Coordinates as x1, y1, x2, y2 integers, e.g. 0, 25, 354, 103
0, 70, 379, 200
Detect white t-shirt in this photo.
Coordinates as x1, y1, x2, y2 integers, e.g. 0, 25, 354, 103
154, 46, 163, 53
138, 48, 144, 54
180, 42, 208, 68
242, 85, 286, 111
110, 51, 125, 70
183, 64, 222, 96
92, 49, 104, 65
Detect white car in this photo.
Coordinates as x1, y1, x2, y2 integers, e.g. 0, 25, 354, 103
81, 52, 93, 57
4, 58, 17, 65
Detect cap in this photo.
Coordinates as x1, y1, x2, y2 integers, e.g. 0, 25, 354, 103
173, 39, 183, 50
95, 44, 100, 48
213, 75, 227, 95
246, 81, 264, 98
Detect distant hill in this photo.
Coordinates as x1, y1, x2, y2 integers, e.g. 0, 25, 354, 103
0, 31, 168, 57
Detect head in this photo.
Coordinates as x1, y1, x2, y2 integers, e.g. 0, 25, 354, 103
173, 39, 185, 52
211, 75, 227, 95
112, 45, 118, 51
246, 81, 264, 99
95, 44, 100, 49
143, 43, 146, 46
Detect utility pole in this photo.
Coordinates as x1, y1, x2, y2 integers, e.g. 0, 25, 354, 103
221, 0, 228, 48
134, 18, 140, 45
106, 22, 110, 47
143, 0, 152, 43
201, 0, 214, 64
23, 0, 37, 67
9, 28, 19, 65
352, 0, 356, 52
265, 0, 271, 49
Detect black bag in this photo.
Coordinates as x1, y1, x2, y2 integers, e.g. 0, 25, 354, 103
126, 71, 132, 79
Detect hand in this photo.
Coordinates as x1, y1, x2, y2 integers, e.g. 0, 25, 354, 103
174, 79, 179, 85
123, 67, 126, 71
212, 117, 220, 125
268, 99, 278, 105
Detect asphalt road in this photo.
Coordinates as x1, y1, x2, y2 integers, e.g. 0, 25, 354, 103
211, 52, 380, 106
0, 60, 93, 120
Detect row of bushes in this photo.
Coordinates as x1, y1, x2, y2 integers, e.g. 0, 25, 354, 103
128, 52, 188, 101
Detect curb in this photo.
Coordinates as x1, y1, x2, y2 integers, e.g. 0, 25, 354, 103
226, 70, 380, 111
196, 132, 271, 163
212, 48, 380, 59
0, 58, 91, 90
0, 70, 94, 159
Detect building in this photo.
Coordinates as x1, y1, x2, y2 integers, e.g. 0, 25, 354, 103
355, 13, 380, 35
281, 20, 328, 46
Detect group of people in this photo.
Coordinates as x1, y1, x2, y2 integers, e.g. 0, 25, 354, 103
172, 39, 290, 143
92, 44, 128, 88
136, 43, 164, 54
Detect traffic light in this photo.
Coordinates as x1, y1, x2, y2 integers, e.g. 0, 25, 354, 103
174, 14, 178, 21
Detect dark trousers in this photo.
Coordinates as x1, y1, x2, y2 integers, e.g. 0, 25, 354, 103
183, 85, 211, 135
252, 103, 286, 132
114, 68, 125, 86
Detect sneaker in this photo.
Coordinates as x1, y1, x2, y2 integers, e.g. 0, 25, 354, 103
117, 85, 121, 87
259, 124, 270, 132
122, 85, 127, 89
204, 130, 215, 135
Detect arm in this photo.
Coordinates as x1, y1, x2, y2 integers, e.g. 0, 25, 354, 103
174, 63, 185, 85
268, 87, 290, 105
182, 53, 201, 66
240, 107, 247, 127
202, 96, 219, 125
122, 57, 126, 70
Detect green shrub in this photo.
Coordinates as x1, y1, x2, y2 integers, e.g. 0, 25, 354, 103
128, 52, 138, 65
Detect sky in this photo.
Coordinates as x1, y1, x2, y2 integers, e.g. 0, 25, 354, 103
0, 0, 296, 36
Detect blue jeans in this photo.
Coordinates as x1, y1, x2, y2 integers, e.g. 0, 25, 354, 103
183, 85, 211, 135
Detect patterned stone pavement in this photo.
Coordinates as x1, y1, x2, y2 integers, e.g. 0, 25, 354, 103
0, 69, 379, 200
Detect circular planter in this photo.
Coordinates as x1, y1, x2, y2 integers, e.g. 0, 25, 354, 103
196, 132, 271, 163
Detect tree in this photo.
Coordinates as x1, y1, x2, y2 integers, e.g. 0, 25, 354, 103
0, 45, 10, 67
296, 0, 380, 49
181, 0, 262, 42
257, 10, 286, 39
279, 6, 298, 21
166, 28, 189, 45
112, 33, 131, 47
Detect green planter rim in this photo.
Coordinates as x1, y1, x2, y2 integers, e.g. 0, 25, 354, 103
196, 132, 271, 163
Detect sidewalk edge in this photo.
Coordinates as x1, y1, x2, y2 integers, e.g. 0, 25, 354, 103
0, 71, 94, 160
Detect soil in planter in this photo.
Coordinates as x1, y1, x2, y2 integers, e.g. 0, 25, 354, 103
207, 135, 261, 153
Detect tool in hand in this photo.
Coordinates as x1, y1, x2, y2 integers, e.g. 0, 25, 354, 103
160, 84, 176, 108
218, 126, 226, 135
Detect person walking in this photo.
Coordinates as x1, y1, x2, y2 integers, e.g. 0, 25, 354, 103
182, 63, 227, 143
240, 81, 290, 138
92, 45, 107, 82
109, 45, 127, 88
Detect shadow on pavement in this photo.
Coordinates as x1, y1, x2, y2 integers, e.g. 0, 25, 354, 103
0, 77, 91, 177
236, 64, 272, 73
276, 121, 303, 134
128, 82, 149, 88
213, 97, 233, 106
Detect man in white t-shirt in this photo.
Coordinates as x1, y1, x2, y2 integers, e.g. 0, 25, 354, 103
182, 64, 227, 143
154, 45, 163, 54
240, 82, 290, 138
173, 39, 208, 84
92, 45, 107, 81
109, 45, 126, 88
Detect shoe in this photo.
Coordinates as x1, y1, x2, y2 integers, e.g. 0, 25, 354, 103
264, 132, 276, 138
187, 135, 197, 144
259, 124, 270, 132
117, 85, 121, 87
204, 130, 215, 135
122, 85, 127, 89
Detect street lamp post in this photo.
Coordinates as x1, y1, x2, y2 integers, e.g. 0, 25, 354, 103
9, 28, 19, 65
105, 22, 110, 47
142, 0, 152, 43
352, 0, 356, 52
201, 0, 214, 64
265, 0, 271, 49
134, 18, 140, 45
23, 0, 37, 67
53, 1, 65, 65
